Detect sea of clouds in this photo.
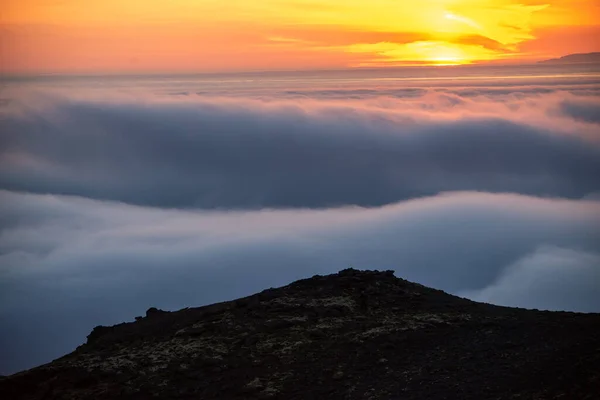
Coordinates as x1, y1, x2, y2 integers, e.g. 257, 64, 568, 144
1, 76, 599, 374
2, 86, 600, 208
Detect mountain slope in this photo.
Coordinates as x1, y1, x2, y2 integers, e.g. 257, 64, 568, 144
1, 269, 599, 399
539, 52, 600, 64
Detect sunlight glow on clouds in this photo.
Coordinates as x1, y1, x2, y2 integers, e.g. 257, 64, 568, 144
1, 0, 599, 72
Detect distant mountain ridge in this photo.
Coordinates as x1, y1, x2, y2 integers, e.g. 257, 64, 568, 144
1, 269, 599, 399
539, 52, 600, 64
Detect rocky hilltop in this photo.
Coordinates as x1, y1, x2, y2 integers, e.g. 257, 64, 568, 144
1, 269, 599, 399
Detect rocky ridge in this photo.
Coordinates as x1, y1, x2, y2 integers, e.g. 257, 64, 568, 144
1, 269, 599, 399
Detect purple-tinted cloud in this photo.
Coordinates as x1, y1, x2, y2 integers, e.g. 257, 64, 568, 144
1, 91, 599, 209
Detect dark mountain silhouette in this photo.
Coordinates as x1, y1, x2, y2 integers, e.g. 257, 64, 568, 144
1, 269, 599, 399
539, 52, 600, 64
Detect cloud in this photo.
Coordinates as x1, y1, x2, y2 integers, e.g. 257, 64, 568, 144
461, 246, 600, 312
1, 90, 599, 209
558, 98, 600, 124
1, 82, 599, 375
266, 27, 429, 47
0, 190, 599, 374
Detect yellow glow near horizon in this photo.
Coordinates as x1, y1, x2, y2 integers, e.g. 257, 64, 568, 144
346, 40, 500, 66
1, 0, 599, 73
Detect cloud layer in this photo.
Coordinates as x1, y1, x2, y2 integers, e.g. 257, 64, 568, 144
1, 79, 600, 375
1, 190, 599, 375
1, 88, 599, 209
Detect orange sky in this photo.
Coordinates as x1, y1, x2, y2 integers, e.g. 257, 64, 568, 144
1, 0, 599, 73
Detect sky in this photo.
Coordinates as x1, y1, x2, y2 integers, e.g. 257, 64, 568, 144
1, 0, 600, 73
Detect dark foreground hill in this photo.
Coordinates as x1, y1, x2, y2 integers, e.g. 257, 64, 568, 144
2, 269, 599, 399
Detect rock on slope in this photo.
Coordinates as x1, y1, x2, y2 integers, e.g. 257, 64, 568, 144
1, 269, 599, 399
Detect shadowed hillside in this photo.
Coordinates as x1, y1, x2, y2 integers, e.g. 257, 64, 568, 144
1, 269, 599, 399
